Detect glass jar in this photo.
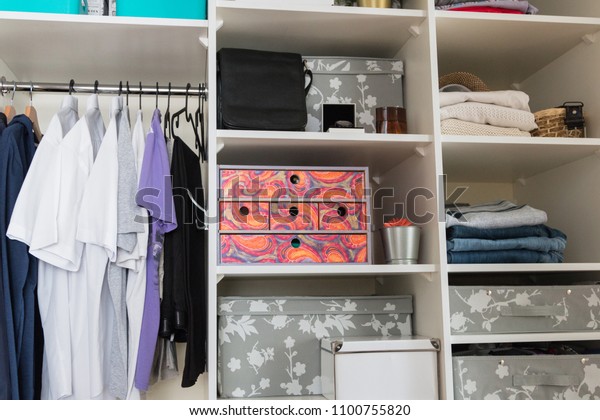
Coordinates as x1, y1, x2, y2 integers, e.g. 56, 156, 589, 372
376, 106, 407, 134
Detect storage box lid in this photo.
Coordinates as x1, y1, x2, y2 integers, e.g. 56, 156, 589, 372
321, 336, 440, 353
218, 295, 412, 316
304, 57, 404, 76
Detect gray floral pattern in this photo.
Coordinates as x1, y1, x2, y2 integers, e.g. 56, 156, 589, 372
454, 355, 600, 400
449, 286, 600, 334
218, 295, 413, 398
304, 57, 404, 133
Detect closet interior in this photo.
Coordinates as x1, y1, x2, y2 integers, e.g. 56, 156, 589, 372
2, 0, 600, 400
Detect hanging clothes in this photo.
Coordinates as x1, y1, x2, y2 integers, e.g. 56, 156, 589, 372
7, 95, 105, 400
163, 135, 207, 387
134, 109, 177, 392
0, 114, 39, 399
125, 110, 148, 400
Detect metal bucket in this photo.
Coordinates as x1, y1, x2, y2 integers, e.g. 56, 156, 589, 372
380, 226, 421, 264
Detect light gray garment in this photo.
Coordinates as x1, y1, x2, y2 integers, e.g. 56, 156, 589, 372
446, 200, 548, 229
107, 98, 139, 399
85, 94, 105, 159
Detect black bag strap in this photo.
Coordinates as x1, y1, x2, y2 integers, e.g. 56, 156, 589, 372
304, 60, 313, 96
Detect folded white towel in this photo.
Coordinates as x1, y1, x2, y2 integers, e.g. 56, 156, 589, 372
439, 90, 532, 111
441, 118, 532, 137
440, 102, 538, 131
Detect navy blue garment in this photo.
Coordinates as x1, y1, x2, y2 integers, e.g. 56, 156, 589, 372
446, 224, 566, 241
0, 115, 38, 400
0, 112, 9, 399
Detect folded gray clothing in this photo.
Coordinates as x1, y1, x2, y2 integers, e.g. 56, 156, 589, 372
446, 200, 548, 229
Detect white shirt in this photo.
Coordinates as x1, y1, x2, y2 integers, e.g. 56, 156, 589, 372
125, 110, 148, 400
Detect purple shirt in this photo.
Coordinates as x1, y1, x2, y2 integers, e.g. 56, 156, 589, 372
134, 110, 177, 391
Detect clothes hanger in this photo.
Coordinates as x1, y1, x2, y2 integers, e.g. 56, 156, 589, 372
193, 83, 206, 162
170, 83, 190, 141
4, 82, 16, 123
69, 79, 75, 95
155, 82, 159, 110
163, 82, 171, 140
24, 82, 43, 142
94, 80, 99, 95
126, 81, 130, 107
138, 82, 142, 112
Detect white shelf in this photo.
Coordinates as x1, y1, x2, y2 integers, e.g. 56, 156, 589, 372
216, 2, 426, 57
448, 263, 600, 273
442, 136, 600, 182
436, 11, 600, 88
451, 332, 600, 345
217, 130, 433, 177
216, 263, 436, 279
0, 12, 208, 84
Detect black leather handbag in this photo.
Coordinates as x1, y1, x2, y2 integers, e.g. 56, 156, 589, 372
217, 48, 312, 131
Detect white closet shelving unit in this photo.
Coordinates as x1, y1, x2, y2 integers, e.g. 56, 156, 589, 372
2, 0, 600, 401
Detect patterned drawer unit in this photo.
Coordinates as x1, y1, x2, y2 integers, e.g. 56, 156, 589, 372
218, 295, 413, 398
270, 203, 318, 231
221, 234, 368, 264
453, 354, 600, 400
219, 201, 269, 231
449, 285, 600, 335
319, 202, 366, 231
219, 165, 371, 264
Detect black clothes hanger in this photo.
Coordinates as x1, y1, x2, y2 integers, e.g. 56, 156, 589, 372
170, 83, 190, 141
193, 83, 206, 162
155, 82, 159, 110
69, 79, 75, 95
164, 82, 171, 140
138, 82, 142, 111
126, 81, 130, 106
94, 80, 99, 94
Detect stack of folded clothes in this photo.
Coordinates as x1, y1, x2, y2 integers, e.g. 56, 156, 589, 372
446, 200, 567, 263
435, 0, 538, 14
439, 84, 539, 137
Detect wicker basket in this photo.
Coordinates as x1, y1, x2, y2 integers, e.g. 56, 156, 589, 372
531, 107, 585, 138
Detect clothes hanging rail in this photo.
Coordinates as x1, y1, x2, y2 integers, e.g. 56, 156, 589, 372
0, 76, 206, 98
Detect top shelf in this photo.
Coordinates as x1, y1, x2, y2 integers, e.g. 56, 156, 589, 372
216, 1, 426, 57
436, 11, 600, 89
0, 12, 208, 84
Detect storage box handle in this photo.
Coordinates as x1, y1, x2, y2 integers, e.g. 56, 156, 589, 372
500, 306, 562, 317
512, 374, 580, 387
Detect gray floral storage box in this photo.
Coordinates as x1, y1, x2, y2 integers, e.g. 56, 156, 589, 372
453, 354, 600, 400
303, 57, 404, 133
449, 285, 600, 334
218, 295, 413, 398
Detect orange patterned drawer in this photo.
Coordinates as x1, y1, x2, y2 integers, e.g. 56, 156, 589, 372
319, 203, 367, 231
269, 203, 318, 230
220, 167, 366, 200
220, 169, 287, 199
284, 170, 365, 200
219, 201, 269, 231
220, 234, 368, 264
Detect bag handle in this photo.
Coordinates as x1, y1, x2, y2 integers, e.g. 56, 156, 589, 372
500, 306, 562, 317
513, 374, 580, 387
304, 60, 313, 96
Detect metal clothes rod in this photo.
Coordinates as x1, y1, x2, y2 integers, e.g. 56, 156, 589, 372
0, 77, 207, 97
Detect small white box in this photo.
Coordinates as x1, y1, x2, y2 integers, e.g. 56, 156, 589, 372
321, 336, 439, 400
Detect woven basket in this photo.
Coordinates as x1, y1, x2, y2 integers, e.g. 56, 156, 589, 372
439, 72, 490, 92
531, 108, 584, 138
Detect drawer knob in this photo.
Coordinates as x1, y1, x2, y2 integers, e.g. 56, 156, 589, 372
290, 174, 300, 185
289, 206, 299, 217
337, 205, 347, 217
291, 238, 301, 248
239, 206, 250, 216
